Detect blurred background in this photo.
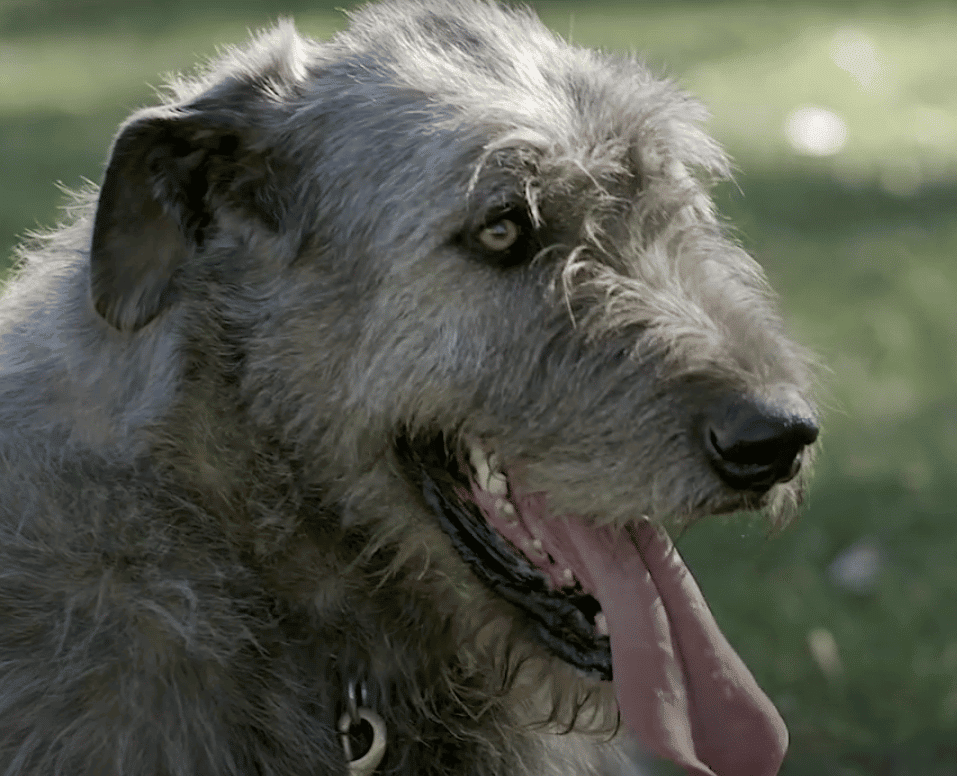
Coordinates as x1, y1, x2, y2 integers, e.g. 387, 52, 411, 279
1, 1, 955, 773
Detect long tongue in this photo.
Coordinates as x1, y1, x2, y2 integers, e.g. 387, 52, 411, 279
508, 491, 788, 776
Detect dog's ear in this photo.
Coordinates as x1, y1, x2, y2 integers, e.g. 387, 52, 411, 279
90, 104, 287, 332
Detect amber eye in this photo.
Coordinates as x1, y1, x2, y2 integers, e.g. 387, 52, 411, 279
477, 218, 520, 252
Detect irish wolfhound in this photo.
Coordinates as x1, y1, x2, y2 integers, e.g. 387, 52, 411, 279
0, 1, 818, 774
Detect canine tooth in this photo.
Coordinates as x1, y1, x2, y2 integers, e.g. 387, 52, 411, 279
500, 501, 516, 517
561, 568, 574, 586
469, 444, 492, 491
595, 612, 609, 637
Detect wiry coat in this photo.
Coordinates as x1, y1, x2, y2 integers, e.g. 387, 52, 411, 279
0, 1, 816, 774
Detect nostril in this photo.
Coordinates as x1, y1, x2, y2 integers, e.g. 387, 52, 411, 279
705, 391, 818, 491
781, 448, 805, 483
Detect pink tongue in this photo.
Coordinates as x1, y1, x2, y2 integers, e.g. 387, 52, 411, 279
495, 489, 788, 776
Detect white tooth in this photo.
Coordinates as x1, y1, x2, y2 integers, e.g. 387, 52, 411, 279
495, 499, 517, 525
487, 472, 508, 496
487, 453, 507, 493
469, 445, 492, 491
561, 568, 574, 586
530, 538, 544, 556
595, 612, 609, 637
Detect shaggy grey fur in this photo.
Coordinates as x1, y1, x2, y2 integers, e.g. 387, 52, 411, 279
0, 1, 817, 774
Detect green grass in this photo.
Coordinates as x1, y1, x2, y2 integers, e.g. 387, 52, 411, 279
3, 2, 956, 774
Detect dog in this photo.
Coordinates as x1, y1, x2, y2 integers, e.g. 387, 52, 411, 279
0, 2, 818, 773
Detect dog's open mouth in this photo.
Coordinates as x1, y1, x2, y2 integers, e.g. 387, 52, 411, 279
398, 433, 788, 776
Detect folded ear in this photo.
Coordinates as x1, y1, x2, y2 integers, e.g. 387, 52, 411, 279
89, 102, 289, 331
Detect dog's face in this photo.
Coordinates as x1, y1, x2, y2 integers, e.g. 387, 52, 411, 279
87, 2, 815, 774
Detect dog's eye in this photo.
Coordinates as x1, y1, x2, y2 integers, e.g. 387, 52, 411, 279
477, 218, 521, 252
460, 207, 535, 268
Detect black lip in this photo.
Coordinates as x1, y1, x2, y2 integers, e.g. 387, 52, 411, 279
396, 435, 612, 680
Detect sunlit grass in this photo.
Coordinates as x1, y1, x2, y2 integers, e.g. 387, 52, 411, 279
535, 4, 957, 179
0, 9, 343, 257
0, 13, 344, 115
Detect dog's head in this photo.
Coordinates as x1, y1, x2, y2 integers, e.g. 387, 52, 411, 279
86, 2, 816, 773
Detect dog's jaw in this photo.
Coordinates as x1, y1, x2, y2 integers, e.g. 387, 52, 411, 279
462, 446, 788, 776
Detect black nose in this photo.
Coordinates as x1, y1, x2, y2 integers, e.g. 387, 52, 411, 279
705, 387, 819, 491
